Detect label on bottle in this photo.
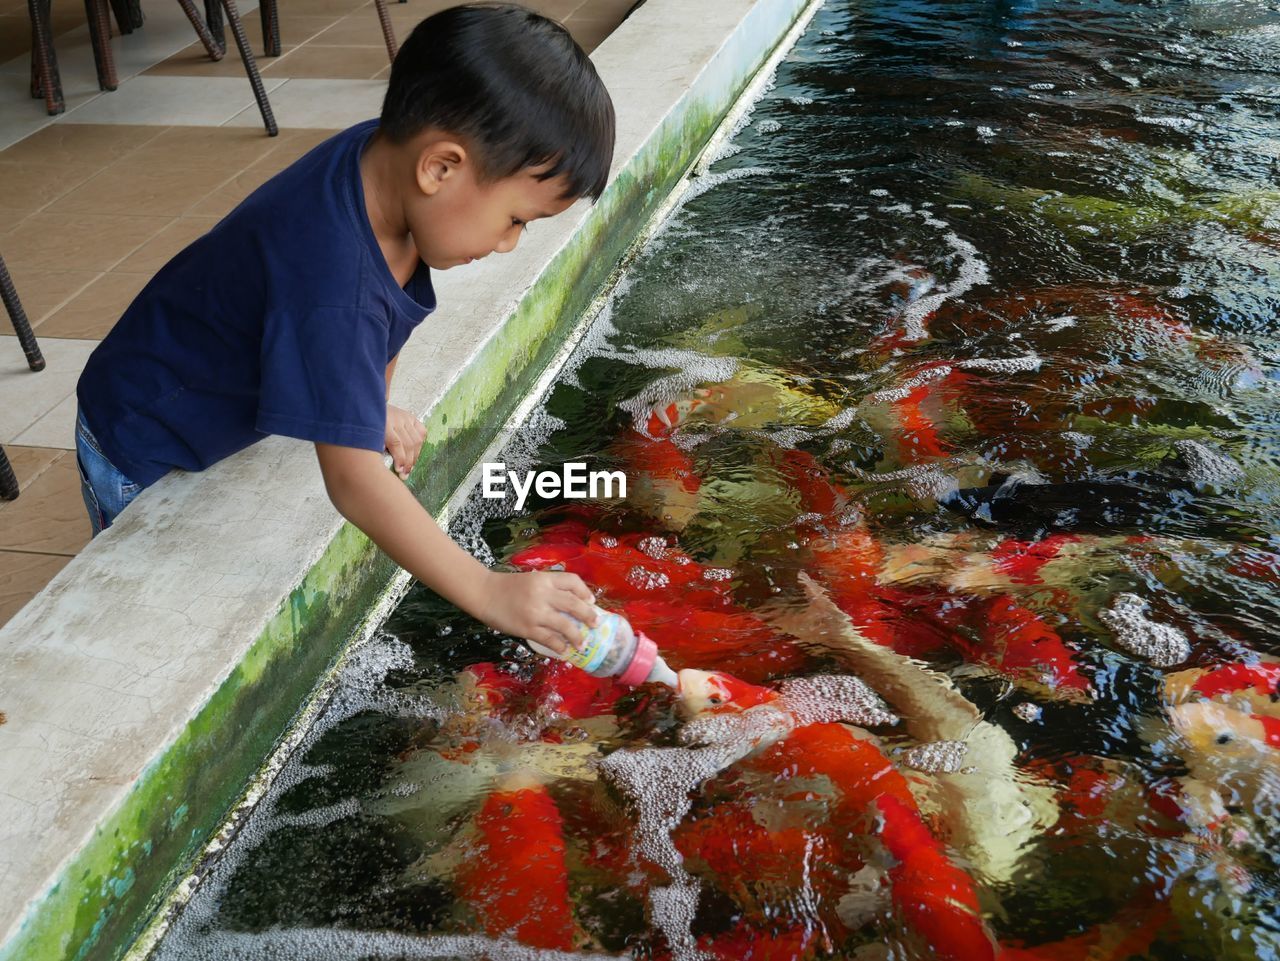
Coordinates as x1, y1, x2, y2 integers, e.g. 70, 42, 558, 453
560, 612, 617, 674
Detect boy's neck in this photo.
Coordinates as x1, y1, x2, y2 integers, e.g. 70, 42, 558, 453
360, 131, 419, 281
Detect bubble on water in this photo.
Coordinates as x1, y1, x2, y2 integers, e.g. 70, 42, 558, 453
756, 119, 782, 134
850, 463, 958, 503
897, 227, 991, 341
1005, 39, 1022, 47
1029, 82, 1055, 90
1173, 440, 1245, 486
864, 365, 953, 405
626, 566, 671, 591
977, 126, 998, 139
777, 675, 898, 728
958, 353, 1042, 374
598, 535, 618, 549
1044, 314, 1077, 330
790, 95, 814, 106
869, 188, 890, 197
1136, 112, 1197, 130
650, 883, 707, 961
900, 739, 968, 773
702, 567, 734, 582
1166, 285, 1191, 299
1062, 431, 1093, 447
1012, 702, 1043, 723
1098, 593, 1191, 667
1074, 224, 1100, 235
615, 352, 739, 431
166, 929, 620, 960
946, 120, 965, 127
637, 536, 669, 560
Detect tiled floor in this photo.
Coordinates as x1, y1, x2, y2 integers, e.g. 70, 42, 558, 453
0, 0, 641, 627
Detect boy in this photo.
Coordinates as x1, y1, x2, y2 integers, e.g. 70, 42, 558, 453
74, 3, 613, 654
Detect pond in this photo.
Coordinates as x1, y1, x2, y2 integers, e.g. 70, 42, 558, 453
155, 1, 1280, 958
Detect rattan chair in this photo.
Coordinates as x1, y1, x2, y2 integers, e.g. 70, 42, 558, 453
27, 0, 277, 135
216, 0, 402, 63
1, 252, 44, 502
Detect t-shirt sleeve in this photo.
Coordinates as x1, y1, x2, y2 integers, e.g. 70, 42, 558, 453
255, 305, 388, 451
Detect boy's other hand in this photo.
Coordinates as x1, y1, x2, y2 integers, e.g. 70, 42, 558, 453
385, 404, 427, 479
477, 570, 598, 654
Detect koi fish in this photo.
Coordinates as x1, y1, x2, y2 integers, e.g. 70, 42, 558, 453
765, 573, 1061, 885
676, 669, 996, 961
1163, 660, 1280, 719
455, 771, 579, 950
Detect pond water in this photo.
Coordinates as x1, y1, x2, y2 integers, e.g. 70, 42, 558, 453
154, 1, 1280, 958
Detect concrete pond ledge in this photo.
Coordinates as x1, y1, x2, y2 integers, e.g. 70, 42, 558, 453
0, 0, 815, 958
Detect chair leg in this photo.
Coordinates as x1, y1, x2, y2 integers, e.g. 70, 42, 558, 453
27, 0, 64, 116
175, 0, 226, 60
0, 446, 19, 501
0, 255, 45, 373
221, 0, 278, 136
204, 0, 225, 54
260, 0, 280, 57
125, 0, 144, 28
108, 0, 134, 33
374, 0, 397, 62
83, 0, 119, 91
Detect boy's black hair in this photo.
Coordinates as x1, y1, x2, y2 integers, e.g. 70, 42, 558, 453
381, 3, 616, 201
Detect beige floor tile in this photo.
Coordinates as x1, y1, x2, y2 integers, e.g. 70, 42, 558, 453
145, 42, 302, 79
0, 124, 163, 167
47, 163, 223, 218
0, 335, 98, 443
183, 165, 281, 218
0, 454, 91, 554
261, 44, 391, 80
288, 0, 374, 18
224, 78, 383, 129
563, 16, 618, 52
3, 211, 172, 271
0, 162, 99, 217
122, 125, 284, 172
522, 0, 589, 19
309, 14, 398, 47
0, 14, 30, 63
1, 446, 63, 494
14, 391, 78, 448
113, 217, 218, 274
0, 551, 73, 629
34, 271, 151, 339
60, 75, 288, 127
0, 265, 101, 326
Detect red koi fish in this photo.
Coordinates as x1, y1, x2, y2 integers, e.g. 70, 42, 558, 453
611, 429, 703, 494
455, 773, 578, 950
511, 525, 724, 600
679, 670, 996, 961
754, 725, 997, 961
621, 598, 810, 684
1163, 660, 1280, 719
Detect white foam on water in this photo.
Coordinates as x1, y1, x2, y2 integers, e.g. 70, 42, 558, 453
756, 119, 782, 134
1173, 439, 1245, 485
1135, 112, 1196, 130
1029, 82, 1055, 90
900, 739, 968, 774
896, 226, 991, 342
776, 675, 898, 728
869, 188, 890, 197
155, 636, 454, 960
790, 95, 814, 106
1044, 314, 1077, 330
946, 120, 965, 127
175, 929, 621, 960
1062, 431, 1093, 447
864, 365, 953, 405
977, 126, 998, 138
847, 463, 959, 502
1012, 703, 1043, 723
958, 353, 1043, 374
1098, 593, 1192, 667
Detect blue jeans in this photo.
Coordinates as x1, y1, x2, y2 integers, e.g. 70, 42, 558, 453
75, 408, 141, 536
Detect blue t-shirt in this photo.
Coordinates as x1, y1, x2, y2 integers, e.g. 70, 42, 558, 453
76, 119, 435, 487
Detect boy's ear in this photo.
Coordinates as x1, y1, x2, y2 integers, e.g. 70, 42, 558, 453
415, 140, 468, 196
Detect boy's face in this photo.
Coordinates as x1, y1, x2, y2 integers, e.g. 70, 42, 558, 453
409, 143, 579, 270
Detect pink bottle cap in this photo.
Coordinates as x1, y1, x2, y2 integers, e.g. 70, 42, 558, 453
617, 632, 659, 687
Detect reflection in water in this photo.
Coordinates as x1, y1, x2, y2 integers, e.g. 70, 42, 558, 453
157, 0, 1280, 958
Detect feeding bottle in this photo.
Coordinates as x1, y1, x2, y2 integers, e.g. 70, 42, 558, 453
527, 607, 678, 688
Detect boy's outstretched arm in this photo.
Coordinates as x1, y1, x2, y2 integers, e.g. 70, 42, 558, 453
315, 443, 597, 652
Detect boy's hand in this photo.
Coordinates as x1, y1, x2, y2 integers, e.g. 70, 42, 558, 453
476, 570, 598, 654
385, 404, 426, 479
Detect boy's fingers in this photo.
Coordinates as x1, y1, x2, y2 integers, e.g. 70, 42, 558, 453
532, 628, 568, 655
562, 596, 597, 628
552, 612, 585, 650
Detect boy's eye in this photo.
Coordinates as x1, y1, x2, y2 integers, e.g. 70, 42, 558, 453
512, 218, 528, 232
